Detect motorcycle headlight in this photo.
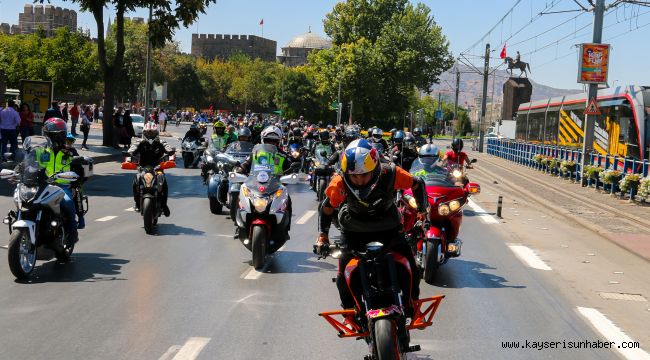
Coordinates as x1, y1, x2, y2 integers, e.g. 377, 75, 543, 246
206, 155, 213, 162
291, 151, 300, 158
449, 200, 461, 212
315, 161, 321, 167
438, 204, 450, 216
18, 184, 38, 202
143, 173, 154, 188
452, 169, 463, 178
253, 197, 269, 212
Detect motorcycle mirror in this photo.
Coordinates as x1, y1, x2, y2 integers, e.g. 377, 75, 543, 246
280, 174, 299, 185
228, 172, 247, 183
0, 169, 16, 177
56, 171, 79, 181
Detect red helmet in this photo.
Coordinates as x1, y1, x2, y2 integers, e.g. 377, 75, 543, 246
43, 118, 67, 146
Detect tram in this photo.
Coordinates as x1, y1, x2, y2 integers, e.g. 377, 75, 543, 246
515, 85, 650, 160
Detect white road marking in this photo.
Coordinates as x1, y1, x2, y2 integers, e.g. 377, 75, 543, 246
577, 307, 650, 360
158, 345, 182, 360
171, 337, 211, 360
507, 244, 552, 271
295, 210, 316, 225
0, 245, 7, 249
215, 234, 232, 237
236, 293, 258, 303
124, 207, 135, 212
466, 199, 499, 224
95, 216, 118, 222
242, 267, 264, 280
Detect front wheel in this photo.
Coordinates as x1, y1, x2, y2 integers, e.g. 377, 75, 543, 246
423, 239, 440, 284
209, 197, 222, 214
8, 229, 36, 280
374, 318, 402, 360
229, 192, 239, 222
317, 178, 326, 202
143, 197, 155, 234
251, 225, 266, 270
182, 153, 192, 169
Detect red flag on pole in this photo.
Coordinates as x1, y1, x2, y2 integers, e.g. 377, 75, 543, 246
259, 19, 264, 26
500, 44, 507, 59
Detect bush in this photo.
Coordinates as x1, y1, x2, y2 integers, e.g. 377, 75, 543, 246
532, 154, 544, 164
637, 177, 650, 200
619, 173, 641, 193
560, 160, 576, 174
584, 165, 603, 180
548, 157, 560, 170
599, 169, 622, 185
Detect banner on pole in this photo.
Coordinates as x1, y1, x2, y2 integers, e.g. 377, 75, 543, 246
577, 43, 610, 84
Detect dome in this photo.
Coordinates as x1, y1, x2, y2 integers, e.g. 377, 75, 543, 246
285, 31, 331, 50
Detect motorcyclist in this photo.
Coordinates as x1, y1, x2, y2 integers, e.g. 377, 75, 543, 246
127, 123, 175, 215
251, 123, 263, 144
288, 128, 304, 147
390, 131, 418, 170
182, 123, 204, 144
310, 129, 336, 157
326, 127, 359, 167
237, 127, 253, 144
227, 125, 239, 143
444, 138, 470, 168
411, 144, 447, 178
314, 138, 428, 315
63, 133, 85, 229
412, 127, 426, 147
369, 128, 389, 154
208, 121, 232, 151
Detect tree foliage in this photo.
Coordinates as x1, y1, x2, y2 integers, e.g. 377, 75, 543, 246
311, 0, 454, 128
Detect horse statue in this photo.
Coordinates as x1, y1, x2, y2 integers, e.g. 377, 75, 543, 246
504, 57, 531, 78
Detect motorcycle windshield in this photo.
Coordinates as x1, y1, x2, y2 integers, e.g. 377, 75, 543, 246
225, 141, 254, 160
409, 159, 456, 187
314, 144, 331, 164
244, 174, 281, 196
19, 144, 48, 186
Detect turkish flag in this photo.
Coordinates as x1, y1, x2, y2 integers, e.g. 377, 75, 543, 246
259, 19, 264, 26
500, 44, 507, 59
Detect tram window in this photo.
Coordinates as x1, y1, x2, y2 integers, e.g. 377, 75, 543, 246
619, 105, 640, 159
516, 112, 528, 141
546, 109, 559, 145
527, 111, 545, 143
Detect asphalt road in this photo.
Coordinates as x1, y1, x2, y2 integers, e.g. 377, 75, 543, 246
0, 128, 622, 360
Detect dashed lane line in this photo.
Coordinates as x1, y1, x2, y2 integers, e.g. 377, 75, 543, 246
466, 199, 500, 224
0, 245, 7, 249
577, 307, 650, 360
295, 210, 317, 225
508, 244, 552, 271
170, 337, 211, 360
95, 216, 118, 222
158, 345, 182, 360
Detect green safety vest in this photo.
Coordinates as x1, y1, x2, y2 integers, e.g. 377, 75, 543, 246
252, 149, 285, 176
35, 147, 72, 184
210, 134, 229, 151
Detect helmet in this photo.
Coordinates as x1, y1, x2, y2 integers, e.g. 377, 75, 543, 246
319, 130, 330, 142
292, 128, 303, 138
404, 132, 415, 145
261, 125, 283, 145
326, 124, 333, 131
341, 139, 379, 175
213, 121, 226, 134
451, 138, 464, 152
238, 127, 252, 141
418, 144, 440, 166
343, 128, 359, 146
65, 133, 76, 146
143, 122, 159, 143
413, 127, 422, 137
393, 130, 405, 144
389, 128, 397, 136
371, 128, 383, 140
43, 118, 67, 146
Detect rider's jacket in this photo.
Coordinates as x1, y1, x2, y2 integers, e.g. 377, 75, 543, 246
326, 164, 414, 233
209, 133, 231, 151
240, 144, 291, 176
445, 150, 469, 166
127, 139, 175, 168
35, 147, 73, 185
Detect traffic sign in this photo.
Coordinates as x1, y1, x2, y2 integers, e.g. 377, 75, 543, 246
435, 110, 443, 120
584, 97, 601, 115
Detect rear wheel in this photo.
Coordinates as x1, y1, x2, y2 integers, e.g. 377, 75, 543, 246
423, 239, 440, 284
374, 318, 401, 360
8, 229, 36, 280
209, 197, 222, 214
251, 225, 266, 270
55, 226, 74, 262
143, 197, 155, 234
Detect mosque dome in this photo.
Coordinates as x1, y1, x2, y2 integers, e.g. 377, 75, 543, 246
285, 30, 332, 50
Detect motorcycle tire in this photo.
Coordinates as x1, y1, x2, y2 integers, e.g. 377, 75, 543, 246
423, 239, 440, 285
317, 178, 326, 202
8, 229, 36, 280
183, 153, 192, 169
209, 197, 222, 215
229, 193, 239, 222
143, 197, 155, 234
374, 318, 402, 360
251, 225, 266, 270
55, 226, 74, 263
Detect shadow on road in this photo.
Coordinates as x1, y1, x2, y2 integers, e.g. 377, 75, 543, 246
430, 259, 526, 289
154, 223, 205, 236
267, 250, 337, 274
15, 252, 129, 284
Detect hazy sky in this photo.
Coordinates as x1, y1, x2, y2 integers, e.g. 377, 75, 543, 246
1, 0, 648, 91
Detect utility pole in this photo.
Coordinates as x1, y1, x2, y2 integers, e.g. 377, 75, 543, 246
336, 77, 342, 126
437, 92, 442, 134
348, 100, 353, 125
144, 5, 153, 121
453, 69, 460, 138
479, 43, 490, 152
580, 0, 605, 186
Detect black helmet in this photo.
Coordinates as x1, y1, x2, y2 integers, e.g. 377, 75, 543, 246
393, 130, 405, 144
319, 129, 330, 142
451, 138, 464, 152
413, 127, 422, 137
292, 128, 303, 138
238, 127, 252, 141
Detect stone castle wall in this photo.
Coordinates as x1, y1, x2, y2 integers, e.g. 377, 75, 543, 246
191, 34, 277, 62
18, 4, 77, 36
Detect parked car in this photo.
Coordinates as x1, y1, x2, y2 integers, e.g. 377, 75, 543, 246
132, 114, 145, 137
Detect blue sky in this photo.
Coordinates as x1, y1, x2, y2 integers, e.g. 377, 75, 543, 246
1, 0, 648, 91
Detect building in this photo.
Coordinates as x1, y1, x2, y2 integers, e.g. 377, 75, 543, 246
18, 4, 77, 36
191, 34, 276, 62
277, 30, 332, 67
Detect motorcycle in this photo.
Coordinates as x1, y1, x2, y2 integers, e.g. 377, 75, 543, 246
206, 141, 253, 216
316, 242, 444, 360
288, 142, 305, 173
229, 146, 303, 269
400, 160, 480, 284
310, 144, 334, 202
181, 137, 205, 169
1, 138, 93, 279
122, 155, 176, 235
198, 121, 208, 135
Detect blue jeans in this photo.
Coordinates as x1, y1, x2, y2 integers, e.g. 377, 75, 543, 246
60, 185, 78, 237
71, 117, 79, 136
0, 128, 18, 158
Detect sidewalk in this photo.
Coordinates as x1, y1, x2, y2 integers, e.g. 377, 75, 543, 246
471, 150, 650, 262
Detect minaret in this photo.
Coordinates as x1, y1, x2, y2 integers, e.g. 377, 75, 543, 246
106, 16, 112, 36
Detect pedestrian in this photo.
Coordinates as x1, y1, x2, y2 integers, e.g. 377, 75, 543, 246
93, 104, 100, 123
113, 106, 125, 149
62, 102, 69, 123
123, 109, 135, 149
18, 103, 35, 143
80, 105, 92, 150
44, 101, 64, 121
69, 101, 80, 136
159, 109, 167, 132
0, 100, 21, 159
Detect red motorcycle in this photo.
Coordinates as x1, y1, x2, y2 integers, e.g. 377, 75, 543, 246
400, 165, 480, 284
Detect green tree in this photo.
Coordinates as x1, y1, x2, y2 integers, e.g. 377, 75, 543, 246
228, 58, 282, 112
37, 0, 217, 145
275, 66, 330, 121
311, 0, 453, 127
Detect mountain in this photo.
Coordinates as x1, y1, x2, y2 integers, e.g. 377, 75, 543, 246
429, 64, 582, 108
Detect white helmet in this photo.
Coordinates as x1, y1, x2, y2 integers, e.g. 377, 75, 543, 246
261, 125, 282, 144
143, 122, 159, 144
